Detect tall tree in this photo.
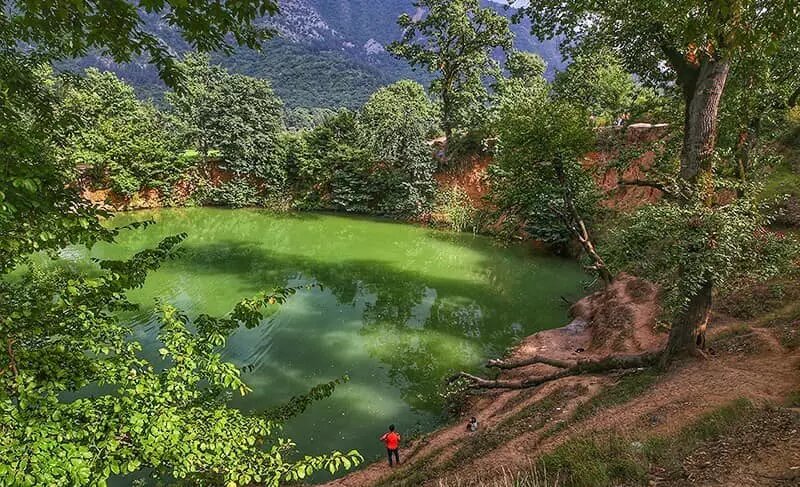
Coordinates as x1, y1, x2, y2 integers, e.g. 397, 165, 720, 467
492, 83, 609, 284
58, 68, 183, 196
506, 51, 547, 81
519, 0, 799, 359
552, 48, 636, 122
168, 55, 286, 190
388, 0, 514, 141
358, 80, 438, 216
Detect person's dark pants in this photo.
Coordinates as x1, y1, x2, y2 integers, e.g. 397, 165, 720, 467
387, 448, 399, 466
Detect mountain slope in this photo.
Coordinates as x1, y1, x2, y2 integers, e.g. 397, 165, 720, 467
63, 0, 564, 110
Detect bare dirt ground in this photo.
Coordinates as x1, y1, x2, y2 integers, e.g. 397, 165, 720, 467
322, 275, 800, 487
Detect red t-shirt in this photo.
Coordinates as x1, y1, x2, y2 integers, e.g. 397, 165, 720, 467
381, 431, 401, 450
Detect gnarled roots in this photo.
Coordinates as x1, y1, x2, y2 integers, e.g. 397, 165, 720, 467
449, 352, 663, 390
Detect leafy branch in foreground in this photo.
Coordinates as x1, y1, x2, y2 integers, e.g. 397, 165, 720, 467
0, 237, 361, 487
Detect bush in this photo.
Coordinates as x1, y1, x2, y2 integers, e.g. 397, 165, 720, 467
111, 169, 142, 197
200, 179, 263, 208
435, 186, 477, 232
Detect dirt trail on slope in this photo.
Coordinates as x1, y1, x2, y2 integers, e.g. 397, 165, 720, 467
321, 275, 800, 487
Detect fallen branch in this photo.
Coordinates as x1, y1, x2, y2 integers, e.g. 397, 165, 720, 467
486, 355, 575, 370
450, 370, 575, 389
455, 351, 662, 390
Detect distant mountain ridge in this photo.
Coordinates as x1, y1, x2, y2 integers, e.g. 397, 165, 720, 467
63, 0, 563, 110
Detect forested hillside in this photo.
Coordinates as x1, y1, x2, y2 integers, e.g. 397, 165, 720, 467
61, 0, 563, 110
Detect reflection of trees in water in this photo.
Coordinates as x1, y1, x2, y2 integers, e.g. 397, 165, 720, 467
97, 210, 580, 414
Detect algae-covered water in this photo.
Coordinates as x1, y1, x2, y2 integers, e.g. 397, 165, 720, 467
69, 208, 586, 467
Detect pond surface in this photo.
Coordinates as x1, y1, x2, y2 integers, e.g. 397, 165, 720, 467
70, 208, 586, 472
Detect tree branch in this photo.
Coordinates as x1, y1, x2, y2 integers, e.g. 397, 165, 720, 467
4, 337, 18, 379
454, 352, 662, 390
789, 85, 800, 109
486, 355, 575, 370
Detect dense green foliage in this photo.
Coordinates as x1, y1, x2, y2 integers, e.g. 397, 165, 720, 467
552, 49, 636, 123
58, 69, 186, 196
0, 245, 362, 486
506, 51, 547, 81
515, 0, 799, 355
283, 81, 438, 217
490, 73, 599, 246
605, 197, 799, 313
1, 2, 365, 486
388, 0, 513, 140
2, 0, 799, 482
169, 55, 286, 189
357, 81, 439, 215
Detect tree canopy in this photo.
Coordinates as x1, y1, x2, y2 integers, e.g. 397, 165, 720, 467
0, 2, 366, 485
388, 0, 514, 140
168, 55, 286, 189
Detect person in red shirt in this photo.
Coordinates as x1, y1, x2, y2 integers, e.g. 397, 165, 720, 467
379, 424, 401, 466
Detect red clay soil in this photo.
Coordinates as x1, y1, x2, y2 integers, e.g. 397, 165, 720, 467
433, 124, 674, 229
79, 162, 236, 211
434, 155, 492, 209
322, 274, 800, 487
585, 124, 672, 212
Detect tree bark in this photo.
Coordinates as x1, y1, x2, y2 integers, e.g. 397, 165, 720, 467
679, 57, 730, 200
662, 55, 729, 361
663, 279, 712, 362
735, 117, 761, 193
553, 161, 613, 286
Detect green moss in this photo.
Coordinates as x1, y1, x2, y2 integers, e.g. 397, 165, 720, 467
760, 156, 800, 202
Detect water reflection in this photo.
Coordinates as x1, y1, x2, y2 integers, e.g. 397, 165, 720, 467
84, 208, 585, 461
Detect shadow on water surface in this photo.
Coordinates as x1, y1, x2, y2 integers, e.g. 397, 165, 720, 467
88, 208, 586, 461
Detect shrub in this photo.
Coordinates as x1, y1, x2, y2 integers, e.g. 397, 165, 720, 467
435, 186, 477, 232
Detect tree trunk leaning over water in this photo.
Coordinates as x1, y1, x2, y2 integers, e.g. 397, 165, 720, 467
457, 55, 730, 391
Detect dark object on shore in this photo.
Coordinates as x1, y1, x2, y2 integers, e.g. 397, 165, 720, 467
467, 417, 479, 432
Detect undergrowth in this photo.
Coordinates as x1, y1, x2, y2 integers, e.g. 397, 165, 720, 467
538, 398, 757, 487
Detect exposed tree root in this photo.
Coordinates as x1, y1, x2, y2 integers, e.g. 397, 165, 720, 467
453, 351, 663, 390
486, 355, 575, 370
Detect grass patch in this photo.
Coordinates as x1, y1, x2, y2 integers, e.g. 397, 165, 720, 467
787, 390, 800, 408
709, 323, 752, 341
446, 388, 572, 468
753, 298, 800, 350
377, 388, 575, 487
571, 369, 661, 423
717, 275, 800, 320
373, 446, 446, 487
540, 435, 648, 487
537, 399, 758, 487
760, 159, 800, 203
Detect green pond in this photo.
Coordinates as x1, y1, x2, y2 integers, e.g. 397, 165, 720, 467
64, 207, 586, 473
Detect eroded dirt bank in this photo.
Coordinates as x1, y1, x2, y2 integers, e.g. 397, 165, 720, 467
323, 274, 800, 487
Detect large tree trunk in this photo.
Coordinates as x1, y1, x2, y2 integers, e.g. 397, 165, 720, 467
663, 56, 729, 360
679, 58, 730, 200
664, 280, 712, 361
441, 77, 454, 145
